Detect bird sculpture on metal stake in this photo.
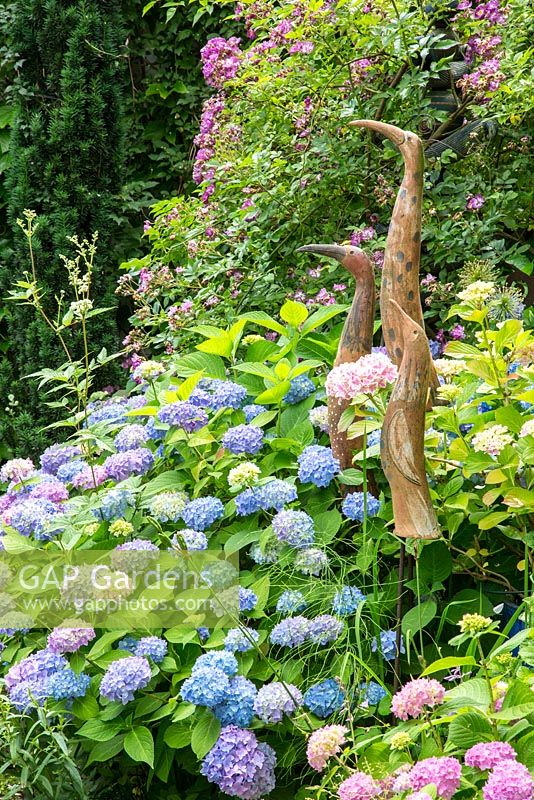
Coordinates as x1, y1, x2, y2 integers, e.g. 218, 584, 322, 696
349, 119, 439, 398
381, 300, 440, 540
296, 244, 375, 473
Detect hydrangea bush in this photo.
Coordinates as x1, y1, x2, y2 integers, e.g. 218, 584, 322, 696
0, 281, 533, 798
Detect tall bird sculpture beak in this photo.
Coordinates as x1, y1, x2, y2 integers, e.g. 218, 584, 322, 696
350, 120, 407, 147
389, 299, 422, 342
297, 244, 347, 262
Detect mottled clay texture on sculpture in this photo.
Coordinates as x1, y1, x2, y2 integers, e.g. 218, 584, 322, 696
381, 301, 440, 539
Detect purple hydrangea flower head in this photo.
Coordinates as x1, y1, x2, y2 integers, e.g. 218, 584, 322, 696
48, 669, 91, 701
157, 401, 208, 432
103, 448, 154, 482
409, 757, 461, 800
338, 772, 381, 800
482, 759, 533, 800
239, 587, 257, 612
99, 656, 152, 704
276, 590, 307, 615
5, 649, 67, 690
40, 445, 81, 475
298, 445, 340, 487
308, 615, 344, 645
224, 627, 259, 653
148, 491, 188, 522
304, 679, 345, 718
406, 794, 434, 800
47, 624, 96, 654
181, 665, 230, 707
201, 726, 276, 800
8, 498, 59, 539
358, 681, 387, 705
342, 492, 381, 522
222, 424, 264, 455
181, 496, 224, 530
188, 387, 213, 408
295, 547, 329, 575
332, 586, 366, 615
56, 460, 86, 483
465, 741, 517, 770
243, 404, 266, 422
0, 458, 35, 483
254, 681, 303, 723
272, 509, 315, 548
8, 680, 49, 712
30, 479, 69, 503
270, 616, 310, 648
213, 675, 257, 727
93, 488, 133, 522
135, 636, 168, 664
372, 629, 405, 662
112, 539, 159, 572
284, 375, 315, 404
73, 464, 108, 490
113, 424, 150, 452
209, 380, 248, 411
392, 678, 445, 720
172, 529, 208, 551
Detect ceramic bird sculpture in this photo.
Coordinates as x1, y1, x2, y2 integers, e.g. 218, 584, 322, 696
297, 244, 375, 471
381, 300, 440, 540
350, 119, 439, 396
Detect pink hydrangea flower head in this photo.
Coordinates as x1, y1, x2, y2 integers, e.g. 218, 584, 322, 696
391, 678, 446, 720
338, 771, 381, 800
409, 757, 461, 800
465, 741, 517, 770
406, 793, 434, 800
326, 354, 397, 400
483, 759, 533, 800
307, 725, 347, 771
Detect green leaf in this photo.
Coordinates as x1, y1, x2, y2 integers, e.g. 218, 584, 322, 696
224, 528, 261, 556
78, 719, 124, 742
70, 694, 100, 720
196, 335, 233, 358
338, 469, 364, 486
313, 509, 342, 545
402, 599, 437, 637
86, 735, 125, 765
86, 631, 128, 660
233, 362, 276, 381
300, 304, 347, 334
421, 656, 476, 676
191, 711, 221, 758
447, 711, 493, 749
445, 678, 491, 711
238, 311, 286, 335
173, 352, 227, 380
124, 726, 154, 768
164, 723, 192, 749
280, 300, 308, 326
418, 541, 453, 583
478, 511, 511, 530
256, 380, 291, 404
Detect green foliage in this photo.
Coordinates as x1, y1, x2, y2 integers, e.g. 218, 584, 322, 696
0, 0, 126, 456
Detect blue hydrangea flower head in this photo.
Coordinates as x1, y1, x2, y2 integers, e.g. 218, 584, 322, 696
8, 680, 49, 712
358, 681, 387, 705
103, 448, 154, 482
477, 401, 492, 414
99, 656, 152, 704
157, 401, 209, 432
239, 587, 258, 612
308, 615, 344, 646
181, 665, 230, 707
284, 375, 315, 405
114, 424, 150, 452
135, 636, 168, 664
181, 496, 224, 530
95, 488, 133, 521
269, 616, 310, 648
201, 726, 276, 800
144, 417, 166, 442
188, 387, 213, 408
222, 425, 264, 456
243, 404, 266, 422
213, 676, 257, 727
5, 649, 67, 690
197, 627, 210, 643
253, 681, 303, 723
371, 629, 405, 661
224, 627, 259, 653
200, 560, 238, 590
56, 460, 86, 483
117, 636, 138, 654
249, 538, 283, 565
9, 499, 58, 539
172, 529, 208, 551
276, 590, 307, 615
40, 444, 82, 475
87, 402, 127, 426
272, 510, 315, 548
294, 547, 329, 576
210, 380, 248, 412
332, 586, 366, 615
341, 492, 381, 522
298, 445, 340, 487
367, 429, 381, 448
303, 679, 345, 718
256, 480, 297, 511
48, 669, 91, 701
193, 652, 238, 677
235, 488, 263, 516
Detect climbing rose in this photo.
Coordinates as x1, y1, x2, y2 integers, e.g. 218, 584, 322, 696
307, 725, 347, 771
